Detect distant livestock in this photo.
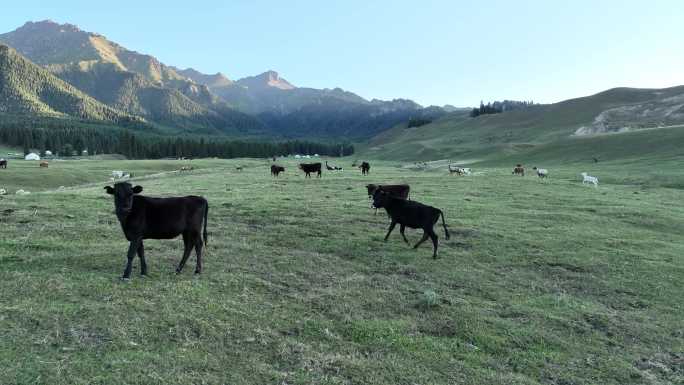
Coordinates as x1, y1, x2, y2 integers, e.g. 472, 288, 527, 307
39, 161, 49, 168
366, 184, 411, 215
449, 165, 471, 176
0, 159, 6, 169
326, 161, 343, 171
271, 164, 285, 177
112, 170, 131, 179
0, 188, 6, 195
512, 164, 524, 176
581, 172, 599, 187
299, 162, 322, 178
533, 167, 548, 178
372, 189, 450, 259
179, 166, 194, 172
359, 162, 371, 175
235, 166, 243, 172
105, 182, 209, 279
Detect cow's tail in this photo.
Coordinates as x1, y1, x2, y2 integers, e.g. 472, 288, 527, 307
203, 200, 209, 246
440, 210, 450, 240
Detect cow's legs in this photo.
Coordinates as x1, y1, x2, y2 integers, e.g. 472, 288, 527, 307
413, 232, 429, 249
399, 225, 410, 244
427, 229, 439, 258
137, 241, 148, 276
176, 233, 193, 274
194, 235, 204, 274
384, 221, 397, 241
122, 238, 141, 279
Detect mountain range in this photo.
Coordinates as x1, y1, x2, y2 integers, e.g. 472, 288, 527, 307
0, 20, 444, 139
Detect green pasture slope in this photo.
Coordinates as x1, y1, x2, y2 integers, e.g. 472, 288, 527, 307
0, 157, 682, 384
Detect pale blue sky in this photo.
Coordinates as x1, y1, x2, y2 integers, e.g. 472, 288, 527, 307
2, 0, 683, 106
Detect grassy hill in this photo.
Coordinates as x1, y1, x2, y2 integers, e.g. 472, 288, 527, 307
363, 87, 684, 164
0, 158, 682, 384
0, 44, 139, 123
0, 21, 267, 137
51, 61, 268, 136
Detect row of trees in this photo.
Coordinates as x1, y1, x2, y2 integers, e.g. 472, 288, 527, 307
0, 121, 354, 159
470, 100, 535, 118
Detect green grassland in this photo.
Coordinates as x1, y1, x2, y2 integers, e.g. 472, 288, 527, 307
1, 157, 682, 384
362, 86, 684, 164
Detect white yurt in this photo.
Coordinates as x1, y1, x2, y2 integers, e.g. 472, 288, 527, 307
45, 150, 53, 156
25, 153, 40, 161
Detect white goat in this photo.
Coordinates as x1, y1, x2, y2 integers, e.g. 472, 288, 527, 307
581, 172, 598, 187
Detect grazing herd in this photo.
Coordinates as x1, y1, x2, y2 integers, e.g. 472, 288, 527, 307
4, 155, 603, 279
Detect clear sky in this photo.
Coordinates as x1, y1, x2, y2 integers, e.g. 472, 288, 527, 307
1, 0, 683, 106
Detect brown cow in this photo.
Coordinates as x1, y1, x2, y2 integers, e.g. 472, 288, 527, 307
512, 164, 524, 176
39, 161, 49, 168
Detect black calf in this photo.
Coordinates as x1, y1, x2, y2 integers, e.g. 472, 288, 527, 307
105, 182, 209, 279
359, 161, 370, 175
372, 190, 449, 258
366, 183, 410, 215
271, 164, 285, 177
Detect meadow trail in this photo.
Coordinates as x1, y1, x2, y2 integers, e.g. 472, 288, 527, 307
0, 158, 683, 384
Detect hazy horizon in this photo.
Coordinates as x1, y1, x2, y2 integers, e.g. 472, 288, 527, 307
2, 0, 683, 107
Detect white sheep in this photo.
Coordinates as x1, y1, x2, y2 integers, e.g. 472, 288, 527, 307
581, 172, 598, 187
533, 167, 548, 178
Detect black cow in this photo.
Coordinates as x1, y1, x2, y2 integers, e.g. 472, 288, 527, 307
372, 190, 449, 259
366, 184, 410, 215
299, 162, 322, 178
105, 182, 209, 279
0, 159, 6, 169
271, 164, 285, 177
359, 161, 370, 175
